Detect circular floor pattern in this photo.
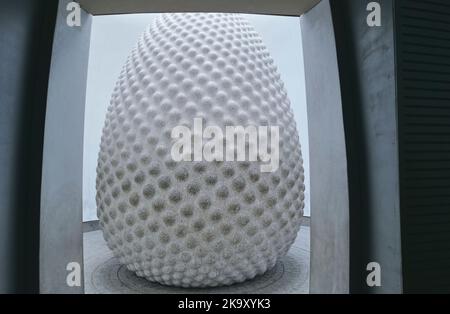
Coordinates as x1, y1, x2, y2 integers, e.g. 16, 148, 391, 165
84, 228, 309, 294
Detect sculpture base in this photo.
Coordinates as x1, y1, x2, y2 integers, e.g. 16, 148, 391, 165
83, 227, 310, 294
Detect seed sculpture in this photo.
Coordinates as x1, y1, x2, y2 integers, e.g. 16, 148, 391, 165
96, 13, 305, 287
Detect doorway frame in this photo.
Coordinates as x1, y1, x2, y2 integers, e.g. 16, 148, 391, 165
39, 0, 350, 293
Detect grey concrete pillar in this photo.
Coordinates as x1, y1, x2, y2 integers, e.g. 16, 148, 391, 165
330, 0, 402, 293
40, 0, 91, 293
301, 0, 350, 294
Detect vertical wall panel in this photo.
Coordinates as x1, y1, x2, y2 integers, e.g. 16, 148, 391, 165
0, 0, 58, 293
330, 0, 402, 293
40, 0, 91, 293
396, 0, 450, 293
302, 0, 350, 293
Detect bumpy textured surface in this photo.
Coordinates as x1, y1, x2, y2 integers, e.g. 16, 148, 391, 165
96, 13, 305, 288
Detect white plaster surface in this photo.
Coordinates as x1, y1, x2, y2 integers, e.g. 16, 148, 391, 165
96, 13, 305, 287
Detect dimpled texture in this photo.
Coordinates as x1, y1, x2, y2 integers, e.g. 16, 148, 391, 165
96, 13, 305, 288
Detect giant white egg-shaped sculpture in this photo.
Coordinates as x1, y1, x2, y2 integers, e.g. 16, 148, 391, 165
96, 13, 305, 287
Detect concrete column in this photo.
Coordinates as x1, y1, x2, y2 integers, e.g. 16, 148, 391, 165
40, 0, 91, 293
301, 0, 350, 293
330, 0, 402, 293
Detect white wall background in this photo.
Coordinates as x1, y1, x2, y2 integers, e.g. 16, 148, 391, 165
83, 13, 310, 221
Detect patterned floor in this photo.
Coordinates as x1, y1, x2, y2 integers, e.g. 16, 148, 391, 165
83, 226, 310, 294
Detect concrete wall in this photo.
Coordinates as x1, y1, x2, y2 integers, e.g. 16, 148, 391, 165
40, 0, 91, 293
303, 0, 402, 294
0, 0, 58, 293
330, 0, 402, 293
301, 0, 350, 293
